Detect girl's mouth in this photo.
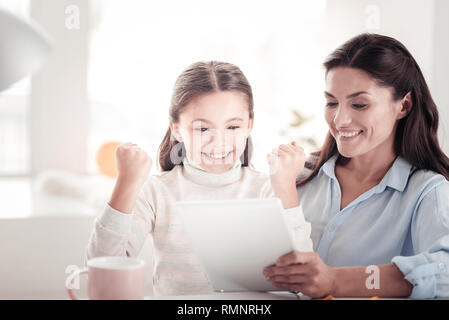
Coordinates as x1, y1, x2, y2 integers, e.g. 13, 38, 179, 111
201, 151, 234, 162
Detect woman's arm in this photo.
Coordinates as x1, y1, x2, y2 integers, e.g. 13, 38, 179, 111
332, 263, 413, 297
263, 251, 413, 298
390, 183, 449, 299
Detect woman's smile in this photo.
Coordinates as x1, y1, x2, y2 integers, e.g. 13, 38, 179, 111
337, 129, 364, 141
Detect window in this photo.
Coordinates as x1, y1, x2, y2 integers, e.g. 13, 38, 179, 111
0, 1, 32, 218
0, 0, 30, 176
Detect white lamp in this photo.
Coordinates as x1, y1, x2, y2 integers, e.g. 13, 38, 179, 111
0, 8, 51, 91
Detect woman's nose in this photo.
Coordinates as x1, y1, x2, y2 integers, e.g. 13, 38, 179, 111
333, 105, 352, 127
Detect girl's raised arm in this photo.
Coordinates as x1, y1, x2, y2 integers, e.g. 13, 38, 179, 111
108, 142, 153, 214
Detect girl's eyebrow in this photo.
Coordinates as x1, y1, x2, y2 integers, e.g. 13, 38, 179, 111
191, 117, 244, 124
191, 118, 212, 124
225, 117, 244, 122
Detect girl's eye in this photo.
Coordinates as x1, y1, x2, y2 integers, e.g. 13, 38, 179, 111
195, 128, 208, 132
352, 104, 367, 109
326, 102, 338, 107
227, 126, 240, 130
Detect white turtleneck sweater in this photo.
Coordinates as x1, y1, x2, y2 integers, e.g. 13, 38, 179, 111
85, 157, 313, 296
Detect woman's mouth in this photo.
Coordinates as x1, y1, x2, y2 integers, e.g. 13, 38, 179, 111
337, 130, 363, 141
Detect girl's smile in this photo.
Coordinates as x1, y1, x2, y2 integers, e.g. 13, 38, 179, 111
201, 150, 233, 162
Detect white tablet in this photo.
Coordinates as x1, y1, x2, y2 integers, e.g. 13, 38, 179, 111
174, 198, 293, 292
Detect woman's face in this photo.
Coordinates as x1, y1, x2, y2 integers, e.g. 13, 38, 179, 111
324, 67, 409, 159
170, 91, 253, 174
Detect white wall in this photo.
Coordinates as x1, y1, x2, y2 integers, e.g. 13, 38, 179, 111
29, 0, 89, 176
432, 0, 449, 155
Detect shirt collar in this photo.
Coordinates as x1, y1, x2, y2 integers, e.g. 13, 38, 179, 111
319, 153, 338, 180
181, 155, 242, 187
319, 153, 413, 193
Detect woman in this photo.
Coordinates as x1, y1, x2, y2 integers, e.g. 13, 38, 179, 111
263, 33, 449, 299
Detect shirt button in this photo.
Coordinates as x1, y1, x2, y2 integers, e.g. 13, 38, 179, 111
328, 225, 335, 232
439, 263, 446, 270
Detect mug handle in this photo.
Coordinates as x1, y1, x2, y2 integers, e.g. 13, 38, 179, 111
66, 267, 88, 300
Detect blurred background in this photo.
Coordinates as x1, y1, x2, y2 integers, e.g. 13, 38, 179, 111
0, 0, 448, 298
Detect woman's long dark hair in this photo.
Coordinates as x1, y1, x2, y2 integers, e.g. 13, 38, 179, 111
158, 61, 254, 171
298, 33, 449, 186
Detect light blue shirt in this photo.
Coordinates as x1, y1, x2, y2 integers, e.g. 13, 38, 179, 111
297, 154, 449, 299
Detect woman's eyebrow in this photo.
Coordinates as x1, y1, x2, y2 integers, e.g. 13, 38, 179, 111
346, 91, 371, 99
324, 91, 336, 98
324, 91, 371, 99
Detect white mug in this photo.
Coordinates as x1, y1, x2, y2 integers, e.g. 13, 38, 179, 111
66, 256, 146, 300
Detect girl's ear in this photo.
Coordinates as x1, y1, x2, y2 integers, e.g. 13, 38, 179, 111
248, 118, 254, 133
169, 122, 183, 142
398, 92, 413, 119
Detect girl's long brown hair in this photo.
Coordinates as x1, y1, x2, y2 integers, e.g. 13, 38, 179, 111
158, 61, 254, 171
298, 33, 449, 186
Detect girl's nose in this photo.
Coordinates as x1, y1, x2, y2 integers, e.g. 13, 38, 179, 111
209, 130, 233, 150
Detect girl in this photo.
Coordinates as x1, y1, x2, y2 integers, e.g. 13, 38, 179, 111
86, 61, 313, 296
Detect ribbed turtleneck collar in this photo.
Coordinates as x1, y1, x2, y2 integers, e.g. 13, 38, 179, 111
181, 155, 242, 187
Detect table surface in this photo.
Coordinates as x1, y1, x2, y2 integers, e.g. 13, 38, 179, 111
145, 291, 302, 300
3, 291, 426, 300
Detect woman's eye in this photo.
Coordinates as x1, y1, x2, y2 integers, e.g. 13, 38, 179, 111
326, 102, 338, 107
352, 104, 367, 109
227, 126, 240, 130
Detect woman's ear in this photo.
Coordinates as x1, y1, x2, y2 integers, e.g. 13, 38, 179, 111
398, 92, 413, 119
169, 122, 183, 142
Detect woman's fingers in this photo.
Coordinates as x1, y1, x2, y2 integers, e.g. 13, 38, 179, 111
267, 274, 308, 284
265, 251, 336, 298
263, 263, 309, 277
277, 251, 316, 266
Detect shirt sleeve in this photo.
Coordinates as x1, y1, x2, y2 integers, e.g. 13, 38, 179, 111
260, 179, 314, 252
84, 180, 156, 265
282, 205, 314, 252
391, 181, 449, 299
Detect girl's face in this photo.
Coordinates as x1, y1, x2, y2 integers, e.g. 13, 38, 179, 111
170, 91, 253, 174
324, 67, 410, 160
